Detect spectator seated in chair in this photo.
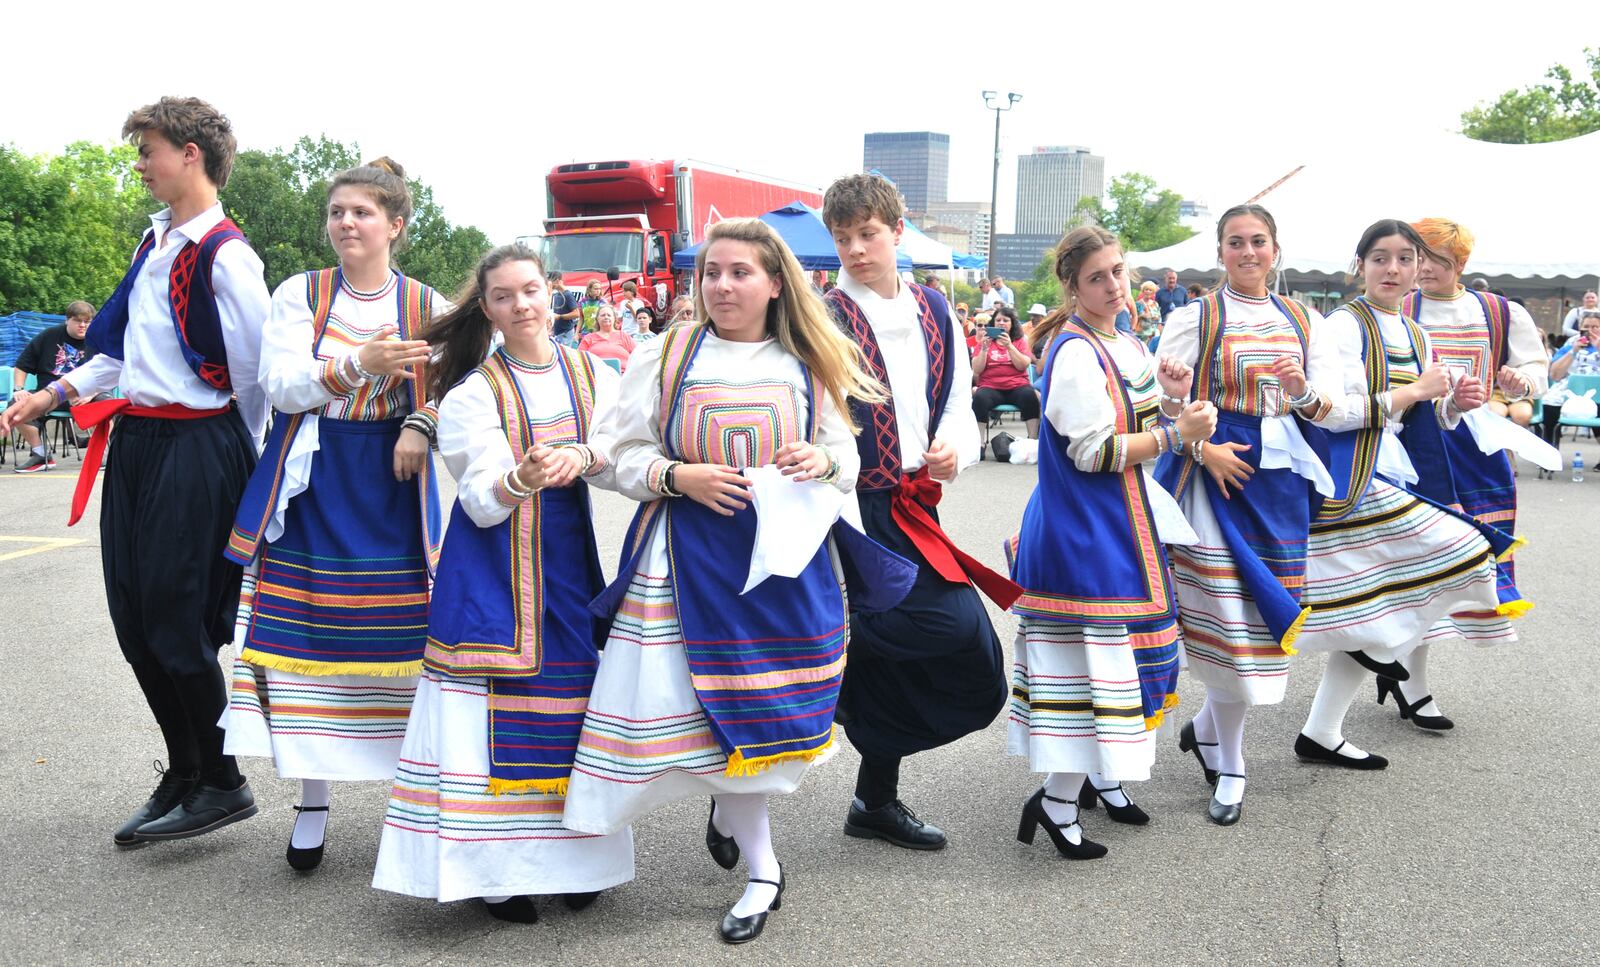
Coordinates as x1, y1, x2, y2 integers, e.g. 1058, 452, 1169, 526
971, 305, 1039, 440
1542, 313, 1600, 444
578, 303, 637, 372
11, 300, 97, 473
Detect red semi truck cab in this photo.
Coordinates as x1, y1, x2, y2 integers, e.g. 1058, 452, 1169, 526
527, 159, 823, 310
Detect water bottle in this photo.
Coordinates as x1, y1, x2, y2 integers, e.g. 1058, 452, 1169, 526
1574, 452, 1585, 483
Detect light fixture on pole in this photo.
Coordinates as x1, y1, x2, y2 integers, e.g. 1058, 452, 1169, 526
983, 90, 1022, 273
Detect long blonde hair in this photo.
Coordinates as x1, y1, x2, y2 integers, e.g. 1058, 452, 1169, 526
693, 219, 885, 429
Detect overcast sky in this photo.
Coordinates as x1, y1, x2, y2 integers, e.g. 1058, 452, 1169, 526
6, 1, 1590, 245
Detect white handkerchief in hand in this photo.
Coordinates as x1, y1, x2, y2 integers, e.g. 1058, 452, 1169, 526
1462, 406, 1561, 471
742, 464, 848, 594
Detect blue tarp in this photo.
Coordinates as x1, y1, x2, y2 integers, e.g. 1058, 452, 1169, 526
0, 313, 65, 369
671, 201, 914, 272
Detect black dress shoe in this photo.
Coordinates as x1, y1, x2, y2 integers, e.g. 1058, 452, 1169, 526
1017, 788, 1108, 859
1377, 676, 1455, 730
561, 891, 600, 911
484, 895, 539, 924
286, 804, 328, 872
1080, 778, 1150, 825
843, 798, 947, 850
113, 761, 197, 848
1177, 721, 1219, 786
134, 777, 258, 841
706, 800, 739, 870
1294, 733, 1389, 770
1348, 650, 1410, 681
1207, 774, 1245, 826
719, 867, 783, 944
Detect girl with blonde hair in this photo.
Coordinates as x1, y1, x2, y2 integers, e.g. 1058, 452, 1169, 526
563, 218, 907, 943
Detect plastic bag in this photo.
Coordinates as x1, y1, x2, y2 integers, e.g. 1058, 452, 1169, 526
1007, 438, 1040, 465
1560, 388, 1598, 420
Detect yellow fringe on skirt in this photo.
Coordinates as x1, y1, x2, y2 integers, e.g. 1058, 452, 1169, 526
724, 737, 834, 778
1496, 535, 1528, 564
1278, 606, 1311, 656
1496, 598, 1534, 619
1144, 691, 1181, 731
238, 648, 423, 679
486, 775, 569, 797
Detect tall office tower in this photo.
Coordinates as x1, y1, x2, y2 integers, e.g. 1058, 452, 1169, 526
921, 201, 992, 257
1014, 145, 1105, 235
863, 131, 950, 214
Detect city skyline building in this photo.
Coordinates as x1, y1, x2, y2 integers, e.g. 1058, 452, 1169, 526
1014, 145, 1105, 235
864, 131, 950, 214
918, 201, 991, 258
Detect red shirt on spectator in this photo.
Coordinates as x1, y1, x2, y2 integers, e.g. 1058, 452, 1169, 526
975, 336, 1033, 391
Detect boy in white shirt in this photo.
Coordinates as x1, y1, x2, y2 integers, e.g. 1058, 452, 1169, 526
2, 97, 270, 846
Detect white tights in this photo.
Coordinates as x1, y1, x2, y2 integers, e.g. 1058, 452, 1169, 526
713, 793, 780, 917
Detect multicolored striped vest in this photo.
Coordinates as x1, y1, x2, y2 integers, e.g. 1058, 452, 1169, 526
826, 284, 954, 492
1402, 288, 1511, 379
225, 268, 442, 573
87, 219, 248, 390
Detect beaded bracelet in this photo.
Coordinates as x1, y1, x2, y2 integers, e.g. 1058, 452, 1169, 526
813, 445, 842, 485
1192, 439, 1206, 466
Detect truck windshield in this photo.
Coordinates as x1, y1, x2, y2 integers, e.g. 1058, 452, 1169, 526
539, 233, 643, 274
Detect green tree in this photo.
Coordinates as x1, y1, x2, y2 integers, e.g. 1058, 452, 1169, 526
222, 135, 488, 294
1461, 48, 1600, 143
0, 141, 158, 313
1074, 172, 1194, 254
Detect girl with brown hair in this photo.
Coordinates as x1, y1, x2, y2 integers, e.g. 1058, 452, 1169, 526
1010, 227, 1215, 858
221, 157, 446, 870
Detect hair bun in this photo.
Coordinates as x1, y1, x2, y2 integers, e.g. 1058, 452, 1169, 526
367, 156, 406, 180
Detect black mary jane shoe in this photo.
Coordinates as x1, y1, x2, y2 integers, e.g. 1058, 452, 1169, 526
719, 867, 784, 944
134, 776, 258, 842
1207, 773, 1245, 826
1177, 721, 1219, 786
286, 804, 329, 872
484, 895, 539, 924
561, 891, 601, 912
844, 798, 948, 850
1347, 650, 1410, 682
1376, 676, 1455, 731
1080, 778, 1150, 825
1294, 733, 1389, 771
1016, 788, 1108, 860
706, 800, 739, 870
113, 761, 198, 848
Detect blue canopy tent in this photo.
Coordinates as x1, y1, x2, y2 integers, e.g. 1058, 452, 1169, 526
671, 201, 913, 272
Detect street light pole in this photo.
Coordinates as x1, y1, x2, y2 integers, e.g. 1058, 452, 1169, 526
983, 90, 1022, 276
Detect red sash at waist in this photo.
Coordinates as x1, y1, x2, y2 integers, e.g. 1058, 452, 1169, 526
889, 467, 1022, 609
69, 399, 231, 526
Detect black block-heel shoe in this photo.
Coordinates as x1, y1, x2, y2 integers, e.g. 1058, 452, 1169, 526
1080, 778, 1150, 825
719, 867, 784, 944
1177, 721, 1219, 786
1294, 733, 1389, 770
484, 895, 538, 924
1017, 788, 1108, 860
706, 800, 739, 870
1376, 676, 1454, 731
562, 891, 601, 911
286, 804, 329, 872
1207, 773, 1245, 826
1348, 650, 1410, 681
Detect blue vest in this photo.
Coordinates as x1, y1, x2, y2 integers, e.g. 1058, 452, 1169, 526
87, 217, 248, 391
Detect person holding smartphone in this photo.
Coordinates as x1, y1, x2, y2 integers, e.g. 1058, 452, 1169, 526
971, 305, 1039, 438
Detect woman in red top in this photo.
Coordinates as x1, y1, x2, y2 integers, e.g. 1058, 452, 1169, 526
971, 305, 1039, 437
578, 303, 637, 371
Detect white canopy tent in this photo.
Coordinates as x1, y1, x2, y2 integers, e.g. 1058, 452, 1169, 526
1131, 130, 1600, 302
